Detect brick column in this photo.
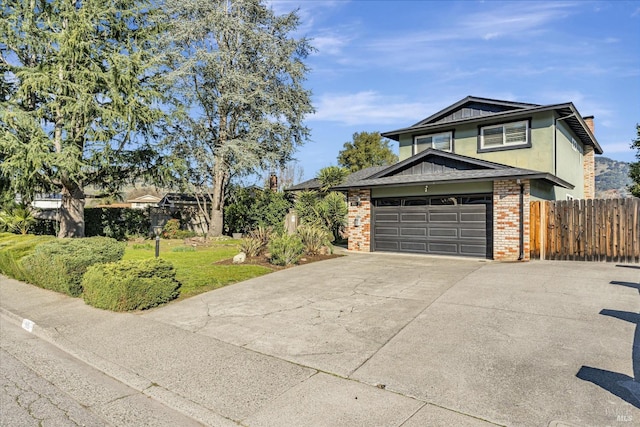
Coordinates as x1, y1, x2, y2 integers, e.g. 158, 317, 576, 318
347, 189, 371, 251
582, 116, 595, 199
493, 180, 530, 261
583, 145, 595, 199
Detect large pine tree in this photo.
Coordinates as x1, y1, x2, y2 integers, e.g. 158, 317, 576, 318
162, 0, 314, 236
0, 0, 169, 237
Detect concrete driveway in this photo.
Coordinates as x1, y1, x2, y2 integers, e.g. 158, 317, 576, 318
142, 253, 640, 426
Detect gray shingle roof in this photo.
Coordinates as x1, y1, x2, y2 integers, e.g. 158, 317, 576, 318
285, 165, 388, 191
332, 168, 573, 190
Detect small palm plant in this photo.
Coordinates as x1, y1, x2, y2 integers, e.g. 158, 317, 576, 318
0, 204, 36, 235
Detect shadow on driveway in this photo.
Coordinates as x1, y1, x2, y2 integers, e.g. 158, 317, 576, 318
577, 277, 640, 409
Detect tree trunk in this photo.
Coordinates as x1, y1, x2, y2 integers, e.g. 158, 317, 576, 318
58, 181, 85, 238
208, 158, 228, 237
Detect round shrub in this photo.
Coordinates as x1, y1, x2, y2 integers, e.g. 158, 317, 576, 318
21, 237, 125, 296
82, 258, 181, 311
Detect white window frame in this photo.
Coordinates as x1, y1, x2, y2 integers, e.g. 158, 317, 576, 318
479, 120, 529, 150
413, 131, 453, 154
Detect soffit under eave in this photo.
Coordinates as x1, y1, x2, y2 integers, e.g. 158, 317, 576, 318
333, 174, 573, 191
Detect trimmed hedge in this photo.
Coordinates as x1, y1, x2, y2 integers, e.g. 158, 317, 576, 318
0, 233, 55, 281
85, 207, 150, 239
21, 237, 125, 297
82, 258, 181, 311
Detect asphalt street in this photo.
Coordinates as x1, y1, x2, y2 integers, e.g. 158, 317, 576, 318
0, 317, 202, 427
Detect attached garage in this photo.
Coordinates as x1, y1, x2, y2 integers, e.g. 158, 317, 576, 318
286, 149, 574, 261
372, 195, 492, 258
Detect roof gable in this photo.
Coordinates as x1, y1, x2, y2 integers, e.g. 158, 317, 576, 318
127, 194, 161, 203
413, 96, 539, 127
370, 148, 506, 179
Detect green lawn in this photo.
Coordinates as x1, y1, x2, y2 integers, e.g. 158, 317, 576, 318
123, 239, 274, 299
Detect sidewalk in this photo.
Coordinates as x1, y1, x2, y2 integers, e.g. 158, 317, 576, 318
0, 274, 483, 427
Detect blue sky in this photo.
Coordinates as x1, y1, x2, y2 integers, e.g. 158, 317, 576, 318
269, 0, 640, 180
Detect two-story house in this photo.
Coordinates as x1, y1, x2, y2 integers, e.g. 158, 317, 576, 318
292, 96, 602, 261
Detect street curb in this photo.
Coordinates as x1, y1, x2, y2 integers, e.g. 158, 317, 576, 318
0, 306, 238, 426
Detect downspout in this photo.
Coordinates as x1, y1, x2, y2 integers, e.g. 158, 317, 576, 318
518, 180, 524, 261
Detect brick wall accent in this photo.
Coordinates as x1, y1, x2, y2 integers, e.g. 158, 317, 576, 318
583, 145, 595, 199
347, 189, 371, 251
582, 116, 595, 200
493, 180, 530, 261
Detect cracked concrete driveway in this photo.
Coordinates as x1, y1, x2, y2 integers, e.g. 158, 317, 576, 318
143, 253, 640, 426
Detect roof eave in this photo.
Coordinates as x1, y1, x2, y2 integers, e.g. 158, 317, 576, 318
382, 103, 574, 141
333, 173, 573, 191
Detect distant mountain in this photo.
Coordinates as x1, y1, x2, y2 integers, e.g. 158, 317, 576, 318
595, 156, 633, 198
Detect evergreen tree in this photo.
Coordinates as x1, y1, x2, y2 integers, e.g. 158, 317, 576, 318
629, 124, 640, 198
162, 0, 313, 236
338, 131, 398, 172
0, 0, 169, 237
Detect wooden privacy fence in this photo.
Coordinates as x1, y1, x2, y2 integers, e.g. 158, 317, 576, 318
530, 198, 640, 263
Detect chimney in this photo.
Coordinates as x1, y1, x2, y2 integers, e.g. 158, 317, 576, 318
269, 173, 278, 191
583, 115, 594, 134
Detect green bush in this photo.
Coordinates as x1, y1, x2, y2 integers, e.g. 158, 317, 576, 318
268, 234, 304, 266
224, 187, 293, 235
161, 219, 197, 239
0, 233, 55, 280
317, 192, 348, 241
297, 225, 332, 256
21, 237, 125, 296
0, 204, 36, 235
295, 191, 347, 241
162, 219, 181, 238
82, 258, 181, 311
84, 208, 150, 240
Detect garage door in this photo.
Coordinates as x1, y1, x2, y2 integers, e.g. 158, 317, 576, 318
372, 195, 492, 258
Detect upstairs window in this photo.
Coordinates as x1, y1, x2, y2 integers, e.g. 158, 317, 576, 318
479, 120, 529, 151
413, 131, 452, 154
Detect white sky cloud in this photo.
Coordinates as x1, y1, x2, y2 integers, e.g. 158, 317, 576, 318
310, 91, 439, 126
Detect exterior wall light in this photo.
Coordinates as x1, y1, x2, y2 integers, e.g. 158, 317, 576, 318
352, 196, 361, 207
354, 216, 361, 227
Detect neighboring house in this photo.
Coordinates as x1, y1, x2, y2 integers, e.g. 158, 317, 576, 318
30, 193, 62, 210
12, 193, 62, 220
126, 194, 161, 210
289, 96, 602, 261
158, 193, 213, 210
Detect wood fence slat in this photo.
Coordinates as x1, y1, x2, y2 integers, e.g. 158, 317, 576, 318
529, 201, 538, 259
635, 199, 640, 264
598, 199, 605, 262
585, 199, 593, 261
528, 198, 639, 262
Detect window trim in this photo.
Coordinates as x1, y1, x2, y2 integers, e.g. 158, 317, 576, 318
413, 130, 454, 155
477, 119, 531, 153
